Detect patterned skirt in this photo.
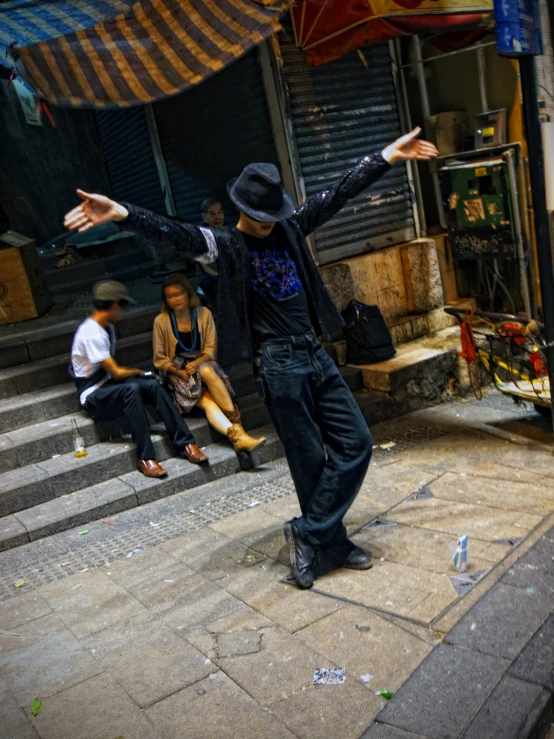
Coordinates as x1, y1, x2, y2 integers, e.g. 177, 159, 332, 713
166, 349, 235, 414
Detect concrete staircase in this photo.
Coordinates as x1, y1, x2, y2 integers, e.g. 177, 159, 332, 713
0, 308, 284, 553
0, 296, 465, 553
40, 236, 158, 299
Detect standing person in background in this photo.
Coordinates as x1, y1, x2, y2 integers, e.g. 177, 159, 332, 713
64, 128, 438, 590
197, 197, 224, 309
153, 274, 266, 455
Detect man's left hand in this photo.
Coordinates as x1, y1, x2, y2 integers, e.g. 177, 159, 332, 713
382, 127, 438, 165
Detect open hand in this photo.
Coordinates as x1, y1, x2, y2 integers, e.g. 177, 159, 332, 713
382, 127, 438, 165
64, 189, 129, 233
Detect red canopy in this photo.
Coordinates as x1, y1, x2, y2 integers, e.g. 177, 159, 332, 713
291, 0, 494, 66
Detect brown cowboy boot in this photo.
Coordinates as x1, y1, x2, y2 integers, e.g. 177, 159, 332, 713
223, 408, 266, 453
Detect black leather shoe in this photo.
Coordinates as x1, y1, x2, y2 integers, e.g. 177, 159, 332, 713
324, 540, 373, 570
283, 520, 317, 589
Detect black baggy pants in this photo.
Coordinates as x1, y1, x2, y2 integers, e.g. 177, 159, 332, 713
86, 378, 195, 460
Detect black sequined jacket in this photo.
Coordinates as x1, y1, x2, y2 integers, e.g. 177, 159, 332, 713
123, 152, 390, 366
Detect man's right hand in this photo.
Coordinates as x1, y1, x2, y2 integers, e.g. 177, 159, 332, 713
64, 189, 129, 233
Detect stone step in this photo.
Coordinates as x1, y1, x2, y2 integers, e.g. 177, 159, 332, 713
0, 363, 259, 433
0, 407, 275, 518
0, 307, 161, 369
39, 235, 141, 270
0, 411, 206, 471
44, 250, 152, 289
0, 335, 260, 400
44, 250, 151, 288
0, 332, 154, 399
48, 261, 157, 298
0, 425, 282, 551
387, 300, 477, 345
0, 392, 270, 470
0, 384, 79, 434
356, 343, 456, 401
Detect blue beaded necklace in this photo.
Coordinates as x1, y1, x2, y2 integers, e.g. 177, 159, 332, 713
171, 309, 198, 353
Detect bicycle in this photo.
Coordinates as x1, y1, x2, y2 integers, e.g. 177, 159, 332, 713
444, 306, 551, 416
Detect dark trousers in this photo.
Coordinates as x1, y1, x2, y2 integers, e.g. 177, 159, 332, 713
254, 331, 372, 548
86, 378, 195, 460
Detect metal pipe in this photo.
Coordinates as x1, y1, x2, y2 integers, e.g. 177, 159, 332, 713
144, 104, 177, 216
476, 41, 489, 113
391, 38, 426, 236
505, 149, 532, 318
412, 35, 447, 229
518, 55, 554, 435
398, 41, 496, 69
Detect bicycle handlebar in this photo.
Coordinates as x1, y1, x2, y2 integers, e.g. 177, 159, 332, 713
444, 307, 531, 326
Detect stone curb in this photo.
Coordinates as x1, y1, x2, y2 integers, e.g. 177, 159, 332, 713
361, 525, 554, 739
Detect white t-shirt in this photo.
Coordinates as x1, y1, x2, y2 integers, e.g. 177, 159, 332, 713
71, 318, 115, 406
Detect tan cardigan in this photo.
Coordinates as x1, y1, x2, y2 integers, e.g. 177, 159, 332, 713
153, 307, 217, 373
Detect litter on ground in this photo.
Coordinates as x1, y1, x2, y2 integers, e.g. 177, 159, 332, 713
314, 668, 345, 685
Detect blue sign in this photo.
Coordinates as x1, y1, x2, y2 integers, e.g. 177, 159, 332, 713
494, 0, 543, 56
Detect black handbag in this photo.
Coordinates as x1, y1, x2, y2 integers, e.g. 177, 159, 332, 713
341, 300, 396, 365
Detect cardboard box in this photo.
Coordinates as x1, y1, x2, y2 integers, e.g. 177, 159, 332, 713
427, 112, 469, 156
0, 231, 52, 325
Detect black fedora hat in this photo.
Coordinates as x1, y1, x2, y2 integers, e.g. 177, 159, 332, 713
227, 163, 296, 223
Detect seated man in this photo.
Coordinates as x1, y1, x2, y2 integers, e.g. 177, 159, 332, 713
70, 280, 208, 477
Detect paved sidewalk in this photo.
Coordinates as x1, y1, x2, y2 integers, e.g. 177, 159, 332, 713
1, 394, 554, 738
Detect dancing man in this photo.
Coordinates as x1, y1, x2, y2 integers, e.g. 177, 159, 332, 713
64, 128, 438, 588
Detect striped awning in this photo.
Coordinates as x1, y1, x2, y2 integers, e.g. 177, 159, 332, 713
0, 0, 283, 108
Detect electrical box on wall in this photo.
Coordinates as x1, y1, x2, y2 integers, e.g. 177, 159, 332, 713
440, 157, 516, 259
474, 109, 507, 148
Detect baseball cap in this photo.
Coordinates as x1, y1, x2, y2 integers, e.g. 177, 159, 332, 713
92, 280, 136, 304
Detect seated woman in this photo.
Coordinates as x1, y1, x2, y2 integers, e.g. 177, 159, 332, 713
154, 274, 266, 455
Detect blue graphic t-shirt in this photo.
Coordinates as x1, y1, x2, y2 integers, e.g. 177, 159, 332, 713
244, 231, 312, 341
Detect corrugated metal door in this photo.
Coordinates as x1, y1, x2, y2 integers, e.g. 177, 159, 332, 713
279, 30, 416, 264
95, 107, 167, 214
153, 48, 278, 224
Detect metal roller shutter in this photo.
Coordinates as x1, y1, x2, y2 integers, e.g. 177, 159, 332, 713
95, 107, 167, 214
153, 48, 278, 224
279, 28, 416, 264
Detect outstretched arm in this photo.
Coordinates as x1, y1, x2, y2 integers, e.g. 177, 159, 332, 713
63, 190, 218, 264
295, 127, 438, 237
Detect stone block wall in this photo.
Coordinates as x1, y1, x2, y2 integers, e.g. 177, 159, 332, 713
430, 233, 459, 304
345, 247, 408, 322
319, 237, 453, 345
400, 239, 444, 313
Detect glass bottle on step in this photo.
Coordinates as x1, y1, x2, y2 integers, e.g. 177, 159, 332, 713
72, 418, 86, 458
